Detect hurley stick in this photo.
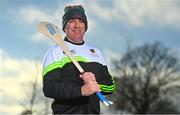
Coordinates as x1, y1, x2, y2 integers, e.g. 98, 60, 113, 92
38, 21, 113, 107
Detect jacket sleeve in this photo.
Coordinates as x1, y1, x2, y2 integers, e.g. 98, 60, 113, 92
43, 68, 82, 100
98, 65, 115, 95
42, 47, 82, 100
95, 49, 115, 95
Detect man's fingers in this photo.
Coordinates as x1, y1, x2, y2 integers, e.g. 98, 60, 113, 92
81, 81, 100, 96
80, 72, 96, 81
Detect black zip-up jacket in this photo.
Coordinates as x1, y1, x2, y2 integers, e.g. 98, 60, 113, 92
42, 38, 115, 114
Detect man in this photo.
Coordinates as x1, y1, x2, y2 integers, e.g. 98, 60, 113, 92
42, 5, 115, 114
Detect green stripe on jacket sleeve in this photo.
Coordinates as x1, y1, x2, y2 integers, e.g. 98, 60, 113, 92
99, 77, 115, 93
42, 60, 63, 77
99, 83, 115, 93
42, 56, 89, 77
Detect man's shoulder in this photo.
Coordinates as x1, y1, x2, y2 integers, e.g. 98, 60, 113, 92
43, 44, 64, 60
45, 44, 63, 54
42, 44, 65, 68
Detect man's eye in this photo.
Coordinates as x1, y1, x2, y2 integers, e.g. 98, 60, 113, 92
79, 20, 83, 23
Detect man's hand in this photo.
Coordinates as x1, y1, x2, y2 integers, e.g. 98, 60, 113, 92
80, 72, 100, 96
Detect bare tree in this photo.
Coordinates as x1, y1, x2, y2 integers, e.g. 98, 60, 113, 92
20, 62, 52, 114
111, 42, 180, 114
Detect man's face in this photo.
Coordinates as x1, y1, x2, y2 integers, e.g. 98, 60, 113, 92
64, 19, 86, 43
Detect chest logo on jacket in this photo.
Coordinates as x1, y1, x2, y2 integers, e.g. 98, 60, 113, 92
90, 49, 99, 57
63, 49, 76, 55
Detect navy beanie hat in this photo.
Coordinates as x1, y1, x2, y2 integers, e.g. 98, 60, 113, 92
62, 5, 88, 32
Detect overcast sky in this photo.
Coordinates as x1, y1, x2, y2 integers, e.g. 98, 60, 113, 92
0, 0, 180, 114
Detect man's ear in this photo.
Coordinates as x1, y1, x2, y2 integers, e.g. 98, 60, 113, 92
64, 26, 67, 33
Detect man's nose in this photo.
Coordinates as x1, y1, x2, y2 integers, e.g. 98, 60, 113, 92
74, 20, 80, 27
